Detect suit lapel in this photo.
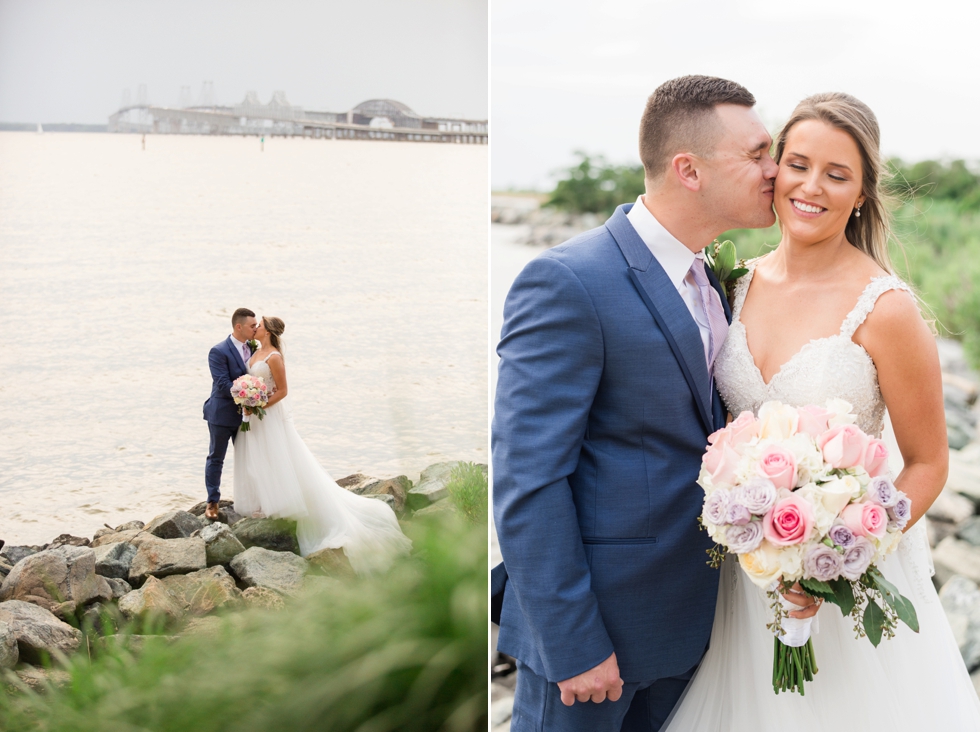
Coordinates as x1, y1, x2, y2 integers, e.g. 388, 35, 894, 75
607, 205, 714, 434
704, 264, 733, 323
225, 336, 246, 376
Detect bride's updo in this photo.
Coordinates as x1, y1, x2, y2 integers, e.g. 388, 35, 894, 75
774, 92, 896, 274
263, 316, 285, 353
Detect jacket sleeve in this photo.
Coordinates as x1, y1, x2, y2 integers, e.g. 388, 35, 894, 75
209, 346, 235, 397
492, 254, 614, 683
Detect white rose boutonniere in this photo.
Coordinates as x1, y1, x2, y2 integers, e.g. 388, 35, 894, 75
247, 339, 260, 354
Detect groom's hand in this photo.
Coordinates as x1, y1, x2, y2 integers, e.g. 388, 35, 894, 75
782, 582, 822, 619
557, 652, 624, 706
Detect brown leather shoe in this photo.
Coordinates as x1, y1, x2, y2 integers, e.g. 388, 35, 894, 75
204, 502, 220, 520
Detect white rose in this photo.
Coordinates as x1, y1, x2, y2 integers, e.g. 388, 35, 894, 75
784, 433, 824, 484
776, 544, 805, 581
818, 476, 861, 517
739, 541, 784, 588
876, 528, 904, 556
796, 483, 838, 535
825, 398, 858, 427
758, 402, 800, 441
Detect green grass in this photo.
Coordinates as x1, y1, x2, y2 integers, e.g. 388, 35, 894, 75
0, 514, 488, 732
445, 463, 488, 525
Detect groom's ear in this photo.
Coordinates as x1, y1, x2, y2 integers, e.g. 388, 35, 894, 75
670, 152, 702, 192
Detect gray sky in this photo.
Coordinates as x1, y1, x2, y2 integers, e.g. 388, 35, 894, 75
492, 0, 980, 190
0, 0, 488, 123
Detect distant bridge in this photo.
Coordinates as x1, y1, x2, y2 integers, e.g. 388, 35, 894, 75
108, 95, 487, 144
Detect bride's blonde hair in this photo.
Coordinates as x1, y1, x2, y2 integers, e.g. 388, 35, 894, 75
263, 316, 285, 354
774, 92, 897, 274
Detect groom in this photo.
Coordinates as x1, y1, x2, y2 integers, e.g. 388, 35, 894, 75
492, 76, 778, 730
203, 308, 258, 521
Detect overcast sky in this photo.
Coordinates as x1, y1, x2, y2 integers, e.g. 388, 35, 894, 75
0, 0, 488, 124
492, 0, 980, 190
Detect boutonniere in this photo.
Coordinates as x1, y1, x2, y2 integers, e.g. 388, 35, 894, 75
704, 239, 748, 307
247, 339, 260, 353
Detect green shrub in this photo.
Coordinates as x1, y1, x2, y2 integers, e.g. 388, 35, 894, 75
544, 152, 644, 215
446, 463, 488, 525
0, 515, 487, 732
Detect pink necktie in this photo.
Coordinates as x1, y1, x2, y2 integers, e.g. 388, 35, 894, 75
242, 344, 250, 363
689, 254, 729, 373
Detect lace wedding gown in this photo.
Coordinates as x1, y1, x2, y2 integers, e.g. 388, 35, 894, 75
233, 355, 411, 574
663, 264, 980, 730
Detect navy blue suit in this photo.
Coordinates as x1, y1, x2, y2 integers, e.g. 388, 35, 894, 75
492, 204, 731, 731
203, 336, 249, 503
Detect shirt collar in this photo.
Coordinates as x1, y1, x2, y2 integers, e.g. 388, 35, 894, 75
230, 335, 247, 350
626, 196, 698, 288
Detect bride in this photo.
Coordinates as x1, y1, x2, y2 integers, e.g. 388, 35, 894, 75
664, 93, 980, 729
233, 316, 411, 574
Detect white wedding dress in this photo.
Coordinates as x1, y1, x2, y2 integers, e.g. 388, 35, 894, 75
233, 354, 411, 574
663, 263, 980, 730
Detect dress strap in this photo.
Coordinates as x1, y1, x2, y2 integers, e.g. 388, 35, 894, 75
839, 276, 914, 339
730, 258, 760, 320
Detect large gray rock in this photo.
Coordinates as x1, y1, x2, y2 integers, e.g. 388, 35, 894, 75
115, 520, 145, 532
306, 547, 355, 579
231, 518, 300, 555
957, 516, 980, 547
926, 486, 975, 525
947, 448, 980, 505
0, 545, 112, 617
92, 542, 138, 580
198, 522, 246, 566
241, 586, 286, 611
939, 575, 980, 671
46, 534, 90, 549
0, 619, 17, 669
0, 545, 43, 566
105, 577, 132, 600
229, 546, 307, 597
144, 510, 205, 540
0, 599, 82, 663
118, 576, 185, 623
933, 537, 980, 587
91, 529, 143, 548
160, 566, 243, 615
406, 462, 460, 510
0, 555, 12, 581
347, 476, 410, 513
128, 536, 207, 584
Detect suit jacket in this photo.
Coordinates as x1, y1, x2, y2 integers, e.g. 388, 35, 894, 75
203, 336, 249, 427
492, 203, 731, 684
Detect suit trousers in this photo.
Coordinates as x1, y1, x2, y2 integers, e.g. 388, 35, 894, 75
509, 660, 696, 732
205, 422, 238, 503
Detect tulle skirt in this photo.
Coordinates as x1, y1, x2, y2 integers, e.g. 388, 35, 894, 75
662, 521, 980, 730
233, 397, 411, 574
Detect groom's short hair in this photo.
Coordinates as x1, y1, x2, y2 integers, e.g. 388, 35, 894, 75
640, 75, 755, 182
231, 308, 255, 326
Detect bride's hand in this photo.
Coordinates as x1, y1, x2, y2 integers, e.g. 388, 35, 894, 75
782, 582, 822, 619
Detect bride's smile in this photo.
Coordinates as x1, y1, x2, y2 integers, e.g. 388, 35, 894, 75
774, 118, 866, 247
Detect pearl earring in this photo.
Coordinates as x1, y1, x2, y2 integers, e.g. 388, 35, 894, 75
854, 207, 862, 218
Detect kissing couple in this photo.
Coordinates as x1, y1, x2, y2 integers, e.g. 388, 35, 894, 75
492, 76, 980, 730
203, 308, 410, 573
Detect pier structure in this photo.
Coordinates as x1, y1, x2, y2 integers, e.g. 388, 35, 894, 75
108, 92, 487, 144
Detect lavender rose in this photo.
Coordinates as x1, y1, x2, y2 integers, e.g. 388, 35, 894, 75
866, 476, 899, 508
736, 478, 778, 516
726, 521, 764, 554
725, 502, 752, 526
803, 543, 844, 582
887, 493, 912, 530
841, 536, 875, 581
703, 489, 732, 526
828, 523, 856, 548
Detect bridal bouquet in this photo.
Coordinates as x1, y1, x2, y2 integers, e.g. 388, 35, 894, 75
230, 374, 270, 432
698, 399, 918, 695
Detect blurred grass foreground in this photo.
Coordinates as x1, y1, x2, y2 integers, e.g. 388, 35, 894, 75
543, 153, 980, 368
0, 510, 487, 732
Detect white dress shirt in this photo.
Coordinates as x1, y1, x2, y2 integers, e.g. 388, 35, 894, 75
626, 196, 712, 360
230, 335, 251, 366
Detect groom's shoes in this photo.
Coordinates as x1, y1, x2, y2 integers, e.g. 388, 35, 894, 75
204, 502, 220, 520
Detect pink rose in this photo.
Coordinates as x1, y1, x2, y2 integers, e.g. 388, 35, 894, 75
728, 411, 759, 448
817, 424, 870, 469
841, 501, 888, 539
763, 494, 814, 546
862, 439, 889, 478
797, 405, 831, 438
703, 440, 741, 488
757, 445, 797, 491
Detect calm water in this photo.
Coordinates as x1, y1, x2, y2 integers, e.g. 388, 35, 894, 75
0, 132, 488, 545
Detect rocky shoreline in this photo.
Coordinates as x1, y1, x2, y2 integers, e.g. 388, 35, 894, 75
0, 460, 483, 689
